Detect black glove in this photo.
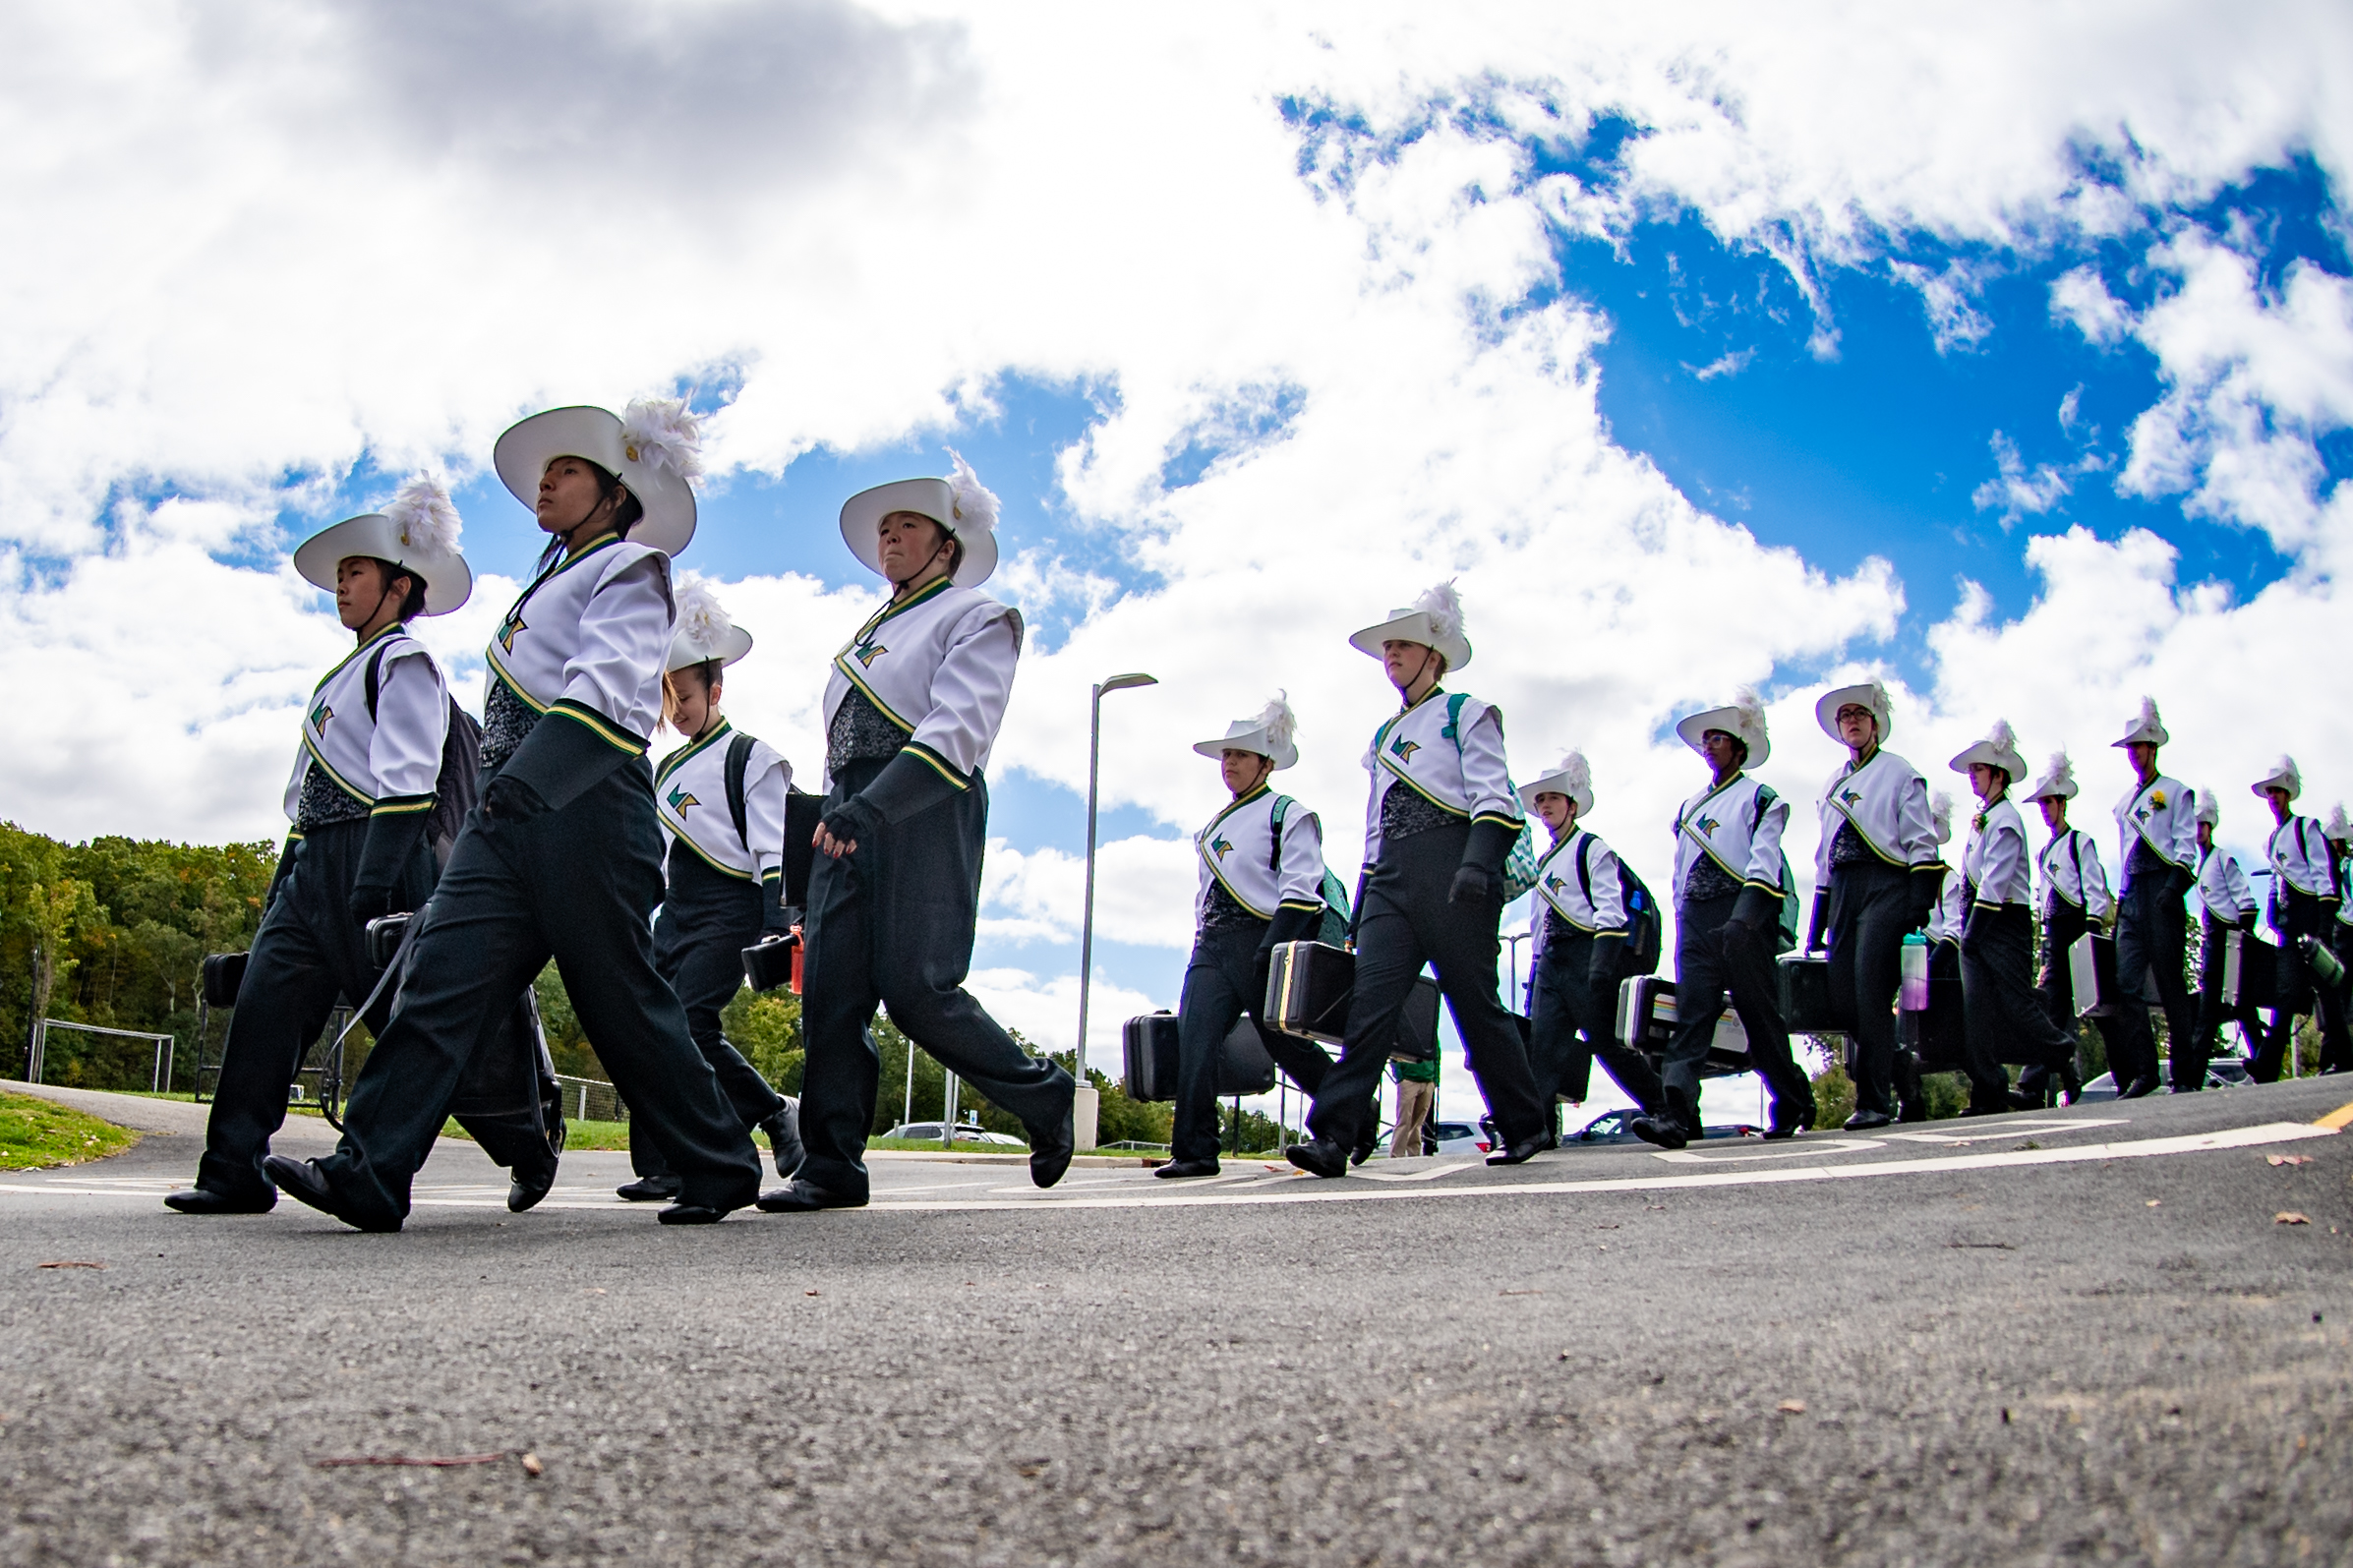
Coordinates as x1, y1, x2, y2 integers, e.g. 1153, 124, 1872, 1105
498, 706, 641, 817
1907, 866, 1946, 931
2169, 865, 2196, 901
483, 772, 549, 823
352, 812, 422, 900
265, 836, 300, 913
761, 882, 795, 935
347, 883, 395, 929
819, 793, 883, 850
1806, 892, 1831, 954
857, 749, 965, 825
1265, 904, 1323, 950
1726, 885, 1780, 939
1461, 818, 1519, 878
1448, 862, 1498, 905
1348, 868, 1373, 948
1588, 932, 1625, 991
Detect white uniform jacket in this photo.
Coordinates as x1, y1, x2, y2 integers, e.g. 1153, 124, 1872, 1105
654, 720, 792, 886
1928, 857, 1963, 946
2038, 828, 2116, 924
1528, 826, 1626, 961
488, 534, 674, 758
1670, 772, 1788, 905
2195, 845, 2257, 927
1961, 796, 2032, 910
1361, 686, 1520, 864
1193, 784, 1325, 924
2266, 815, 2340, 928
2114, 775, 2198, 891
280, 620, 449, 827
820, 577, 1022, 791
1813, 749, 1939, 882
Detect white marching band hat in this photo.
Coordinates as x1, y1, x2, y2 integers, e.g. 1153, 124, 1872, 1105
2112, 695, 2169, 748
667, 574, 753, 673
1192, 693, 1300, 771
1350, 581, 1473, 673
2327, 803, 2351, 844
1675, 686, 1771, 767
1814, 677, 1893, 742
494, 398, 704, 557
839, 450, 1002, 589
2023, 751, 2077, 802
2251, 754, 2302, 801
2195, 789, 2221, 829
1518, 749, 1595, 816
1949, 719, 2028, 783
293, 475, 472, 615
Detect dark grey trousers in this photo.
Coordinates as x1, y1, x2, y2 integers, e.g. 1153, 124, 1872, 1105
796, 759, 1074, 1202
1528, 932, 1663, 1118
316, 762, 762, 1226
2250, 890, 2352, 1081
1667, 893, 1811, 1130
630, 847, 788, 1181
2110, 874, 2191, 1088
1958, 904, 2073, 1109
1171, 920, 1332, 1165
1305, 821, 1545, 1151
1824, 858, 1909, 1117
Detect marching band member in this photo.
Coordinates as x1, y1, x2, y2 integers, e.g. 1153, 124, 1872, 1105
1158, 697, 1340, 1180
1285, 584, 1549, 1177
765, 456, 1077, 1211
615, 579, 803, 1202
268, 401, 765, 1230
2106, 698, 2197, 1100
1521, 751, 1666, 1134
1950, 722, 2075, 1114
1805, 680, 1942, 1129
2177, 792, 2259, 1091
2252, 760, 2349, 1082
2016, 754, 2110, 1108
1632, 690, 1812, 1149
1894, 790, 1959, 1122
171, 479, 500, 1214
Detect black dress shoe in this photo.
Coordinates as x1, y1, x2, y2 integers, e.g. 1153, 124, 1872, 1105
1762, 1122, 1804, 1142
656, 1202, 728, 1226
616, 1176, 682, 1202
1843, 1110, 1895, 1132
763, 1099, 805, 1180
1962, 1102, 2007, 1117
754, 1180, 867, 1213
162, 1187, 273, 1215
1486, 1133, 1546, 1167
262, 1154, 399, 1233
508, 1158, 559, 1214
1029, 1101, 1077, 1190
1285, 1140, 1348, 1179
1629, 1115, 1688, 1151
1153, 1158, 1220, 1180
2118, 1075, 2159, 1100
1350, 1133, 1378, 1167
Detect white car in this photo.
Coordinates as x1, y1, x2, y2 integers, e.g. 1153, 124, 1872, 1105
1428, 1121, 1491, 1155
883, 1122, 1028, 1147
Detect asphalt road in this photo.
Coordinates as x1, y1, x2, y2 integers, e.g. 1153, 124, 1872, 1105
3, 1077, 2349, 1566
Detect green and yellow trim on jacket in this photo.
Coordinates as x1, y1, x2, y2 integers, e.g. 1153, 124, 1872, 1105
655, 720, 751, 880
299, 620, 415, 807
481, 532, 628, 710
1677, 771, 1782, 895
1372, 686, 1471, 821
828, 576, 956, 751
1196, 782, 1279, 919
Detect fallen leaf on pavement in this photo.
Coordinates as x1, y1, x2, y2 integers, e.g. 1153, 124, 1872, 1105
2146, 1199, 2161, 1207
316, 1453, 505, 1469
2266, 1155, 2314, 1167
2276, 1212, 2311, 1225
804, 1289, 820, 1297
35, 1260, 103, 1270
520, 1453, 544, 1478
1778, 1399, 1806, 1415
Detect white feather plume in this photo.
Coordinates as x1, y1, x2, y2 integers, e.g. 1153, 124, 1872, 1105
1412, 580, 1465, 645
1929, 789, 1955, 842
1555, 749, 1593, 798
945, 448, 1000, 535
1732, 684, 1766, 729
2263, 752, 2302, 790
2327, 802, 2350, 841
2032, 750, 2076, 797
1255, 691, 1297, 753
1984, 717, 2018, 752
2195, 788, 2219, 827
2136, 694, 2161, 732
384, 475, 461, 557
620, 397, 705, 484
673, 570, 731, 658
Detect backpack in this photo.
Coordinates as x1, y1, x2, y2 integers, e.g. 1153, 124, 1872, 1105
1268, 794, 1353, 946
366, 645, 483, 867
1435, 693, 1540, 900
1574, 834, 1662, 979
723, 732, 755, 849
1749, 784, 1800, 954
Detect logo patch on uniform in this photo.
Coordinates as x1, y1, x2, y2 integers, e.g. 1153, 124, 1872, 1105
498, 611, 528, 654
309, 700, 333, 732
1694, 814, 1721, 838
1389, 735, 1421, 762
1544, 873, 1567, 896
667, 785, 700, 817
1840, 788, 1862, 808
853, 638, 888, 668
1209, 836, 1234, 861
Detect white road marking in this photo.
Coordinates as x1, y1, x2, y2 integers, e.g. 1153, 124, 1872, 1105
1356, 1160, 1485, 1183
1881, 1118, 2127, 1145
1650, 1137, 1886, 1165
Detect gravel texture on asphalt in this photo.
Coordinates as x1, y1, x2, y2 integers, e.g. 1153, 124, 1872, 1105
2, 1077, 2348, 1565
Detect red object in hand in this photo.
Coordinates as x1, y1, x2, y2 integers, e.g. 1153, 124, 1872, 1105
790, 927, 805, 995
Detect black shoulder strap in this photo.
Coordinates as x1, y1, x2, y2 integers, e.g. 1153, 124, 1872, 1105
363, 644, 389, 722
2067, 830, 2082, 895
1751, 781, 1776, 827
1267, 794, 1291, 876
725, 733, 754, 849
1574, 832, 1594, 906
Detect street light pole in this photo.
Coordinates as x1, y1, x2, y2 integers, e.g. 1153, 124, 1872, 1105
1076, 672, 1157, 1086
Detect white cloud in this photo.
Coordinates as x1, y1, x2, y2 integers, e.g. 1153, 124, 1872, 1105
1971, 431, 2074, 525
2050, 266, 2133, 346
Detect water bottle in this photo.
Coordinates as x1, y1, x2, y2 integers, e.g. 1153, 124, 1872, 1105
1899, 931, 1931, 1012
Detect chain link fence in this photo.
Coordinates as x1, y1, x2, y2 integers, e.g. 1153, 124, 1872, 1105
553, 1074, 626, 1123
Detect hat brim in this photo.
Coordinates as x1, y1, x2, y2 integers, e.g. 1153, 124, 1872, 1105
668, 624, 753, 672
2251, 773, 2300, 801
1191, 729, 1297, 770
293, 514, 473, 616
1675, 707, 1770, 768
494, 406, 698, 558
1347, 611, 1472, 673
2111, 726, 2168, 748
1518, 773, 1594, 815
1950, 743, 2028, 780
1814, 684, 1890, 743
2023, 779, 2077, 801
839, 477, 998, 589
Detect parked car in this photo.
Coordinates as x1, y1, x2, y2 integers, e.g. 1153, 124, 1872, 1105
883, 1122, 1028, 1147
2076, 1057, 2249, 1102
1430, 1121, 1490, 1155
1566, 1108, 1760, 1144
